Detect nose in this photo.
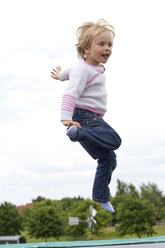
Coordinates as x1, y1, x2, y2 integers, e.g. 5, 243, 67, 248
105, 46, 112, 55
105, 44, 111, 52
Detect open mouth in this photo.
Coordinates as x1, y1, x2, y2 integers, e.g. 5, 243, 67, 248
102, 53, 109, 59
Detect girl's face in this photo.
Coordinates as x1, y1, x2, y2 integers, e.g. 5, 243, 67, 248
84, 30, 113, 66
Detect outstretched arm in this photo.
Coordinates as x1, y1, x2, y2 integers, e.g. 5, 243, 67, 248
51, 66, 62, 80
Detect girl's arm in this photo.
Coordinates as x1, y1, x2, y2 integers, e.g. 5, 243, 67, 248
60, 65, 88, 124
51, 66, 80, 128
51, 66, 62, 80
51, 67, 71, 81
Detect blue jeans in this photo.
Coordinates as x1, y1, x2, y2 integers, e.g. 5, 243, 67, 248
72, 108, 122, 203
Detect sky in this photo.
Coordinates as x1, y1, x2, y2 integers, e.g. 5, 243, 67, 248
0, 0, 165, 206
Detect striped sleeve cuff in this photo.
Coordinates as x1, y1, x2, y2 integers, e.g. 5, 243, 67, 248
61, 94, 75, 120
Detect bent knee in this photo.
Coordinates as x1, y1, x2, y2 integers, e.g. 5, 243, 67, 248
115, 136, 122, 150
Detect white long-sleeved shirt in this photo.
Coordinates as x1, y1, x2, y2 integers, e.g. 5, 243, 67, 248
59, 59, 107, 120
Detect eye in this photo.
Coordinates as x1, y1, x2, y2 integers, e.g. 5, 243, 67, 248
98, 42, 104, 46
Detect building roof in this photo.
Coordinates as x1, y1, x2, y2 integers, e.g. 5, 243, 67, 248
17, 203, 33, 213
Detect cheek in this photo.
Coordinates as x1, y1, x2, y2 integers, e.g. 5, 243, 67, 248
96, 48, 103, 55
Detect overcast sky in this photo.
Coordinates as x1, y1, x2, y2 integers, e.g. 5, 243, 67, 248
0, 0, 165, 206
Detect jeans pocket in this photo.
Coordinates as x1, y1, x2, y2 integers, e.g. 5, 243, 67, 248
73, 109, 104, 128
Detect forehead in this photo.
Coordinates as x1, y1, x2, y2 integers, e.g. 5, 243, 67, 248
93, 30, 114, 42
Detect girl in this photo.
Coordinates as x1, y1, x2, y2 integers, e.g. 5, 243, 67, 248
51, 19, 122, 212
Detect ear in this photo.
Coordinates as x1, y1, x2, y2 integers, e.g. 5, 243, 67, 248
84, 47, 90, 55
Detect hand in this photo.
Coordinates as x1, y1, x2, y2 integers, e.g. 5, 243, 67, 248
51, 66, 61, 80
62, 120, 81, 128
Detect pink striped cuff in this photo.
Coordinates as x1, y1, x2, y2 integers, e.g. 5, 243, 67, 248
61, 95, 75, 114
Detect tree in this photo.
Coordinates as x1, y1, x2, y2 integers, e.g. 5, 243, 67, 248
115, 179, 128, 196
67, 199, 112, 238
0, 202, 23, 235
32, 196, 46, 203
116, 196, 156, 238
112, 179, 140, 225
22, 207, 32, 228
116, 179, 139, 198
140, 183, 165, 220
28, 199, 65, 241
160, 207, 165, 221
60, 197, 84, 212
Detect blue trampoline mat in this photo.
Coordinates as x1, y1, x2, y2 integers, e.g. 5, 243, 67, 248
0, 236, 165, 248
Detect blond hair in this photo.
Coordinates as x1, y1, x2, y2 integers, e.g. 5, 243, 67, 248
75, 19, 115, 59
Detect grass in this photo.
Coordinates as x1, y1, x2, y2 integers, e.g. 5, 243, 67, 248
21, 225, 165, 243
97, 226, 165, 240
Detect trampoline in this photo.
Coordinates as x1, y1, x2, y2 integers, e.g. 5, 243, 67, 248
0, 236, 165, 248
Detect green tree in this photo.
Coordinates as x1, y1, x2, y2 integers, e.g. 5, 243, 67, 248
116, 196, 156, 238
60, 197, 84, 212
28, 199, 65, 241
112, 179, 139, 225
22, 207, 32, 228
67, 199, 112, 238
115, 179, 128, 195
0, 202, 23, 235
116, 179, 139, 198
160, 207, 165, 221
32, 196, 46, 203
140, 183, 165, 220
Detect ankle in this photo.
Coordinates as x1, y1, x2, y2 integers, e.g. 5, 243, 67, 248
99, 201, 115, 213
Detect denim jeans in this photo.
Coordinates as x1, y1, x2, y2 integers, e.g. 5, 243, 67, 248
72, 108, 122, 203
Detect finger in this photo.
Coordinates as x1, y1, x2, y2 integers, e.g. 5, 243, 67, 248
62, 121, 70, 127
51, 70, 56, 75
74, 122, 81, 128
68, 122, 75, 128
63, 122, 68, 127
51, 73, 55, 78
